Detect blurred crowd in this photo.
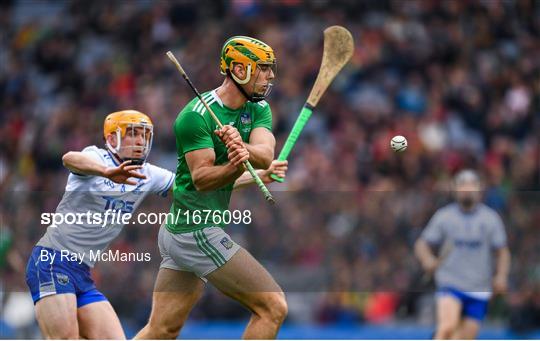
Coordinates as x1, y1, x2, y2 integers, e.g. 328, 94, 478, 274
1, 0, 540, 337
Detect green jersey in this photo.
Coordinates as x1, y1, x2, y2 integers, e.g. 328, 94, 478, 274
166, 90, 272, 234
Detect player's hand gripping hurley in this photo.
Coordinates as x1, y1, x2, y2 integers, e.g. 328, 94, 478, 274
166, 51, 275, 204
271, 26, 354, 182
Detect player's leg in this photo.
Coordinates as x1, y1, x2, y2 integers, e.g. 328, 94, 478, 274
454, 318, 481, 339
206, 248, 288, 339
77, 289, 125, 339
135, 225, 206, 339
134, 268, 205, 339
452, 295, 487, 339
35, 294, 79, 338
26, 246, 79, 338
434, 290, 463, 339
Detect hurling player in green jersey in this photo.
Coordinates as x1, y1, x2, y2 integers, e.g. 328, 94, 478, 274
136, 36, 288, 339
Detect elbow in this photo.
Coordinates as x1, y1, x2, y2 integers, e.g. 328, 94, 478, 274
413, 239, 425, 259
192, 176, 208, 191
257, 151, 273, 169
190, 167, 215, 191
501, 247, 511, 260
192, 178, 203, 191
193, 182, 204, 191
263, 148, 274, 168
413, 242, 420, 259
62, 152, 75, 167
261, 156, 272, 169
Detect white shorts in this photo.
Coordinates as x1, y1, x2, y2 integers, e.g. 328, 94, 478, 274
158, 225, 241, 278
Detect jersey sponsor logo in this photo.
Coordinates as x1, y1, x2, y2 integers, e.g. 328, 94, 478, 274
240, 113, 251, 125
56, 273, 69, 285
240, 113, 251, 133
454, 239, 482, 249
102, 196, 135, 214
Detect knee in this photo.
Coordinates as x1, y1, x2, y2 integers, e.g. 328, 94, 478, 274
48, 327, 78, 340
39, 319, 78, 339
274, 292, 288, 323
436, 323, 457, 339
258, 292, 288, 325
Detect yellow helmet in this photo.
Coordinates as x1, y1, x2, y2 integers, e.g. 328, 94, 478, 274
103, 110, 154, 165
220, 36, 276, 85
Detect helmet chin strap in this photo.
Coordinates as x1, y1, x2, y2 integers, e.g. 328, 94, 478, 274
226, 69, 266, 103
123, 157, 145, 166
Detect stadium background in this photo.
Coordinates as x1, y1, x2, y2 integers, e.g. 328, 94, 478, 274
1, 0, 540, 338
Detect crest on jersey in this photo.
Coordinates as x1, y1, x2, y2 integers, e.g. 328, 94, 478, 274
103, 179, 115, 189
220, 237, 234, 250
56, 273, 70, 285
240, 113, 251, 125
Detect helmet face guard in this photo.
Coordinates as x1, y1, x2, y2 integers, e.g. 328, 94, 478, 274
228, 61, 277, 102
250, 61, 277, 102
103, 110, 154, 166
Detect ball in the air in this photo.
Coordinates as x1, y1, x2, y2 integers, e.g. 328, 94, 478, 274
390, 135, 407, 152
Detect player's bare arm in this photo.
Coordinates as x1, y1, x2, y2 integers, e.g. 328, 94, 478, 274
215, 125, 275, 169
234, 160, 287, 189
414, 238, 439, 274
186, 147, 248, 191
62, 152, 146, 185
245, 127, 275, 169
493, 246, 511, 294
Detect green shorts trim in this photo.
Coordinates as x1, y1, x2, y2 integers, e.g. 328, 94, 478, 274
194, 229, 226, 267
158, 225, 241, 277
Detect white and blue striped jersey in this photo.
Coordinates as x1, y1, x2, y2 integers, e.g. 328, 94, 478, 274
37, 145, 174, 266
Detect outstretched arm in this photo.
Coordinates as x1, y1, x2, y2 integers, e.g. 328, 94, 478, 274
62, 151, 146, 185
234, 160, 288, 190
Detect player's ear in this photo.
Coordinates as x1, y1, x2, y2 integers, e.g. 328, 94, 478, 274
232, 63, 246, 80
106, 134, 117, 148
